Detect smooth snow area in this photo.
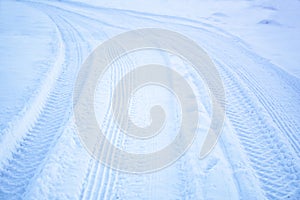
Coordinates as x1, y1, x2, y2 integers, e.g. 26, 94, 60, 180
0, 1, 59, 132
81, 0, 300, 78
0, 0, 299, 199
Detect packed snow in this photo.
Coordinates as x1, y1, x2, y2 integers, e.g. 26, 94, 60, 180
0, 0, 299, 199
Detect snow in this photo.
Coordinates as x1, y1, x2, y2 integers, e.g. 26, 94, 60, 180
0, 0, 299, 199
76, 0, 300, 78
0, 0, 59, 132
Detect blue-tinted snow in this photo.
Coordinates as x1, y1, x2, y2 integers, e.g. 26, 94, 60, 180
0, 0, 299, 199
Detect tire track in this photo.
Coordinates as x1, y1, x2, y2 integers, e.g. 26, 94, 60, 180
26, 0, 126, 32
5, 1, 299, 199
229, 60, 300, 156
34, 2, 255, 199
19, 4, 115, 199
38, 4, 127, 199
0, 4, 65, 169
118, 5, 300, 158
215, 58, 300, 199
78, 33, 135, 200
0, 5, 84, 198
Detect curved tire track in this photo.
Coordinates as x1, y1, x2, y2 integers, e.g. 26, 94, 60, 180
215, 58, 300, 199
0, 4, 84, 198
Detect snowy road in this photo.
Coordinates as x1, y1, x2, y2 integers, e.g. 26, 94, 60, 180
0, 0, 299, 199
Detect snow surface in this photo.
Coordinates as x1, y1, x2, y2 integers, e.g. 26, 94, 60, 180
0, 0, 299, 199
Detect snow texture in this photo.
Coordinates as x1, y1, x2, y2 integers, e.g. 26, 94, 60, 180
0, 0, 299, 199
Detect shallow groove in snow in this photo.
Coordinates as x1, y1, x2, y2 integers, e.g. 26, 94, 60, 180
0, 0, 299, 199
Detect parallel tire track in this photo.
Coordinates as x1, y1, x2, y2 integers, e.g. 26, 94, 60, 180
231, 61, 300, 155
3, 1, 299, 200
0, 5, 83, 198
216, 59, 300, 199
